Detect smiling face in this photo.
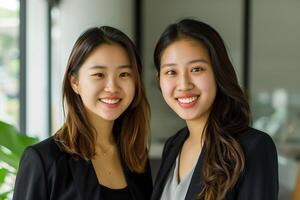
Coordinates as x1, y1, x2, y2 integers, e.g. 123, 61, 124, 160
70, 43, 135, 122
159, 38, 217, 124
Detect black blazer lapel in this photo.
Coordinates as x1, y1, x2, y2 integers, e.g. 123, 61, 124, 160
122, 163, 141, 200
152, 128, 189, 200
184, 145, 206, 200
123, 156, 153, 200
68, 157, 101, 200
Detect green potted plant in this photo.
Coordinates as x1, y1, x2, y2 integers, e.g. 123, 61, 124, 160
0, 121, 38, 200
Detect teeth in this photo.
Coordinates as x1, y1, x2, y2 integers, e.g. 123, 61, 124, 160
100, 98, 120, 104
177, 96, 198, 104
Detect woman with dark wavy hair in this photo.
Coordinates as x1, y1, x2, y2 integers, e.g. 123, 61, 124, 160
13, 26, 152, 200
151, 19, 278, 200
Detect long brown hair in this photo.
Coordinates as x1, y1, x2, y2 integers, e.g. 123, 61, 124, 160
54, 26, 150, 173
154, 19, 250, 199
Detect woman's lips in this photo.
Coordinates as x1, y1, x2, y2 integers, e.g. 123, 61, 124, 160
176, 95, 199, 108
99, 98, 121, 108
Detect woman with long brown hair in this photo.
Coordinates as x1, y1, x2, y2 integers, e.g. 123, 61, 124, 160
13, 26, 152, 200
151, 19, 278, 200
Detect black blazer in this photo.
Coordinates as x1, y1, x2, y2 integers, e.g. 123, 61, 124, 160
152, 127, 278, 200
13, 137, 153, 200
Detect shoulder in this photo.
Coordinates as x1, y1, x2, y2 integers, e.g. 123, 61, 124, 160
233, 128, 279, 198
238, 127, 277, 161
22, 137, 69, 169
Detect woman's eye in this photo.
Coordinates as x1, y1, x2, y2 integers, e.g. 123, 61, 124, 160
166, 70, 176, 75
191, 67, 203, 72
120, 72, 131, 77
93, 73, 104, 78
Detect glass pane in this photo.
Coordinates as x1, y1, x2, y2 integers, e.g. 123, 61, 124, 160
0, 0, 19, 128
0, 1, 19, 198
251, 1, 300, 199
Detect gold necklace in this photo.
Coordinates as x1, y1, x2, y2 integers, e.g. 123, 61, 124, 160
97, 144, 114, 156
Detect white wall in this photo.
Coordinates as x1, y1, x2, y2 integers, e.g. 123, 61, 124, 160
26, 0, 48, 139
251, 0, 300, 95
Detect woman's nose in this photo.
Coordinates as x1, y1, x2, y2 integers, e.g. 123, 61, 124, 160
104, 76, 119, 93
177, 73, 194, 92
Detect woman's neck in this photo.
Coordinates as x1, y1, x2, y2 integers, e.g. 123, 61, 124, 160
87, 112, 115, 146
186, 118, 207, 146
94, 120, 115, 146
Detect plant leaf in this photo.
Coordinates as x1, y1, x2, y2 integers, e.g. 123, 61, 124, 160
0, 190, 11, 200
0, 121, 38, 157
0, 168, 9, 185
0, 150, 19, 170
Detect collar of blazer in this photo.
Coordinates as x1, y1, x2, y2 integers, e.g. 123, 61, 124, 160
58, 141, 139, 200
152, 127, 206, 200
67, 150, 141, 200
68, 156, 101, 200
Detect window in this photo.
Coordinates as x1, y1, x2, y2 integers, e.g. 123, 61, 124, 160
0, 0, 19, 128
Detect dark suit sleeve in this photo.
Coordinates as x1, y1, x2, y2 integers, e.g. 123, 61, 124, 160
144, 158, 153, 199
235, 134, 279, 200
13, 147, 49, 200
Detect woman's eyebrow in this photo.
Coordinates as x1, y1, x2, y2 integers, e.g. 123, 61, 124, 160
160, 63, 176, 69
117, 65, 132, 69
161, 59, 209, 69
188, 59, 209, 64
89, 64, 131, 70
89, 65, 106, 70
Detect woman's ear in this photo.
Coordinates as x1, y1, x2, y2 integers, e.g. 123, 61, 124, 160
70, 75, 79, 94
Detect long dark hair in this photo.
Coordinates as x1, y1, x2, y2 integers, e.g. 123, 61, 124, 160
54, 26, 150, 173
154, 19, 250, 199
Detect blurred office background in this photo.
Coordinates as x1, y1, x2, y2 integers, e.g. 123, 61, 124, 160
0, 0, 299, 199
